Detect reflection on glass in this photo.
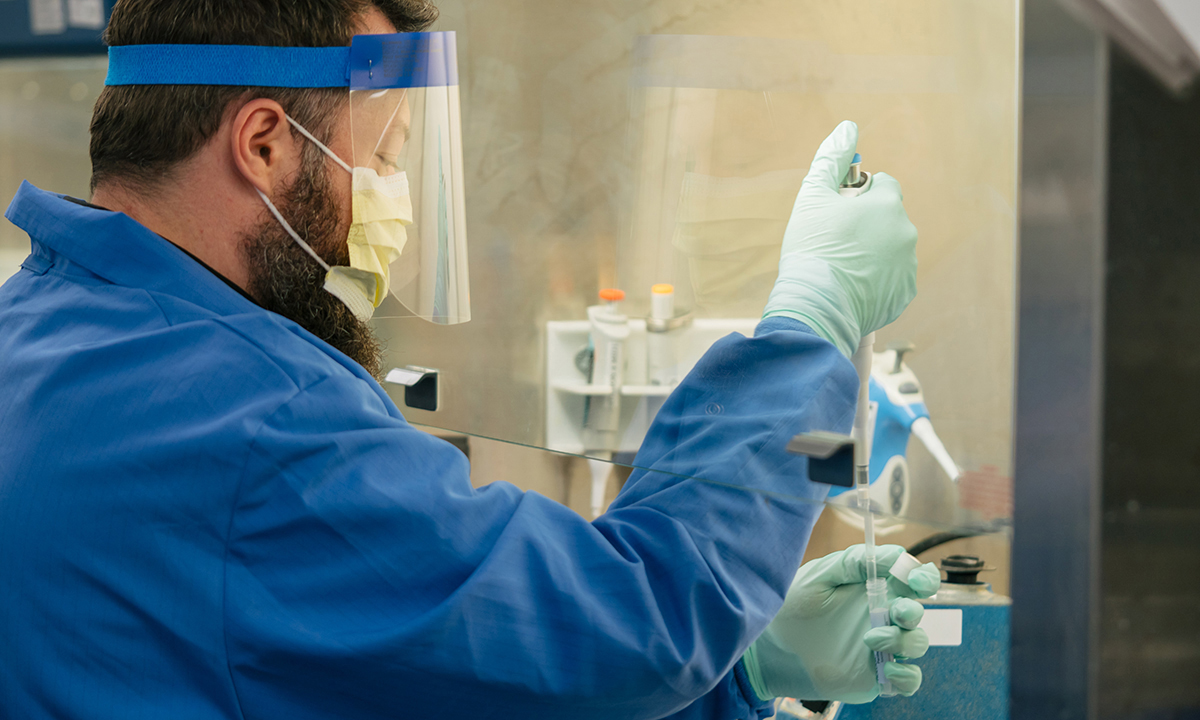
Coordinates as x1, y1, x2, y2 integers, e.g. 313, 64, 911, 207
380, 0, 1018, 534
351, 89, 411, 174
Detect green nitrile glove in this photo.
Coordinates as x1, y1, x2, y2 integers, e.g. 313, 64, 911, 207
742, 544, 940, 704
763, 121, 919, 357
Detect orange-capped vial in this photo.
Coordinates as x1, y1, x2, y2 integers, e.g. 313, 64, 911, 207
599, 288, 625, 302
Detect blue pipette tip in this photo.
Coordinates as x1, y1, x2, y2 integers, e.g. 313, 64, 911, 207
852, 153, 862, 164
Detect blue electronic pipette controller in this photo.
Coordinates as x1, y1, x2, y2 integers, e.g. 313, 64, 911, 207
827, 343, 961, 519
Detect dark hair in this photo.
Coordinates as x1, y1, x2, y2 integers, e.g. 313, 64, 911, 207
89, 0, 438, 191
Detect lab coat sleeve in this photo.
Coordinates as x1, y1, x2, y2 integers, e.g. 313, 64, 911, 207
224, 317, 854, 720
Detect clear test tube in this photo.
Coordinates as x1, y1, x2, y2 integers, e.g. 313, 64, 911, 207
867, 577, 896, 696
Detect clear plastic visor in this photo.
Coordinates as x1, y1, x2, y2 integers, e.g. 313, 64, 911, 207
347, 35, 469, 325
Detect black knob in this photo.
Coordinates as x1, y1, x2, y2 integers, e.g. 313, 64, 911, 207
941, 554, 986, 585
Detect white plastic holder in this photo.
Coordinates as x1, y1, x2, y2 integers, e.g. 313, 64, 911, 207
546, 318, 758, 455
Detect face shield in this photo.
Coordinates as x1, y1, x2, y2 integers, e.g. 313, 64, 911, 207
105, 32, 470, 325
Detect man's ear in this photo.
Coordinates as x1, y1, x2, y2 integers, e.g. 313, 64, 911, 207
230, 98, 297, 195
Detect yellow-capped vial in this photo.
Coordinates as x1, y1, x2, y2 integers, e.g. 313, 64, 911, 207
650, 284, 674, 321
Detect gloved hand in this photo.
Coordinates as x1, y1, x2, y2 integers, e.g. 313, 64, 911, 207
742, 544, 940, 704
763, 121, 919, 357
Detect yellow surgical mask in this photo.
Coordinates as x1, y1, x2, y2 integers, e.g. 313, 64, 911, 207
325, 167, 414, 319
256, 118, 414, 322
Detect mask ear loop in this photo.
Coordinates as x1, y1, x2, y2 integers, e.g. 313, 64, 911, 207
254, 187, 331, 271
272, 114, 352, 269
285, 115, 353, 174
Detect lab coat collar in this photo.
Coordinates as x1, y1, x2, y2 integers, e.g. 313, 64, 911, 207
4, 181, 262, 318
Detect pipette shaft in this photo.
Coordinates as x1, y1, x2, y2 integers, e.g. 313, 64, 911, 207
851, 333, 896, 697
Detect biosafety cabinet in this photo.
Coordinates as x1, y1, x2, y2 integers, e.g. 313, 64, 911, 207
2, 0, 1198, 718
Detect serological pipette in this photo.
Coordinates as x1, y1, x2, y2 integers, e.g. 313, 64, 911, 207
841, 153, 895, 697
850, 332, 896, 698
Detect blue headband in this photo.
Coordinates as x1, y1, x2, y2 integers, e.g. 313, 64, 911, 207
105, 32, 458, 89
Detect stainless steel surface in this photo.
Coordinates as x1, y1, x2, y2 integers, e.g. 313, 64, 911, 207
1100, 45, 1200, 718
1012, 0, 1108, 717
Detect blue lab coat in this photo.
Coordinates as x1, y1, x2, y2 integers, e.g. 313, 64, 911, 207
0, 182, 856, 720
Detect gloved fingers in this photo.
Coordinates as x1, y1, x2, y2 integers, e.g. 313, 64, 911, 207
799, 120, 858, 195
796, 545, 936, 599
887, 561, 940, 600
907, 562, 941, 598
864, 625, 930, 660
886, 577, 915, 600
804, 544, 906, 591
888, 597, 925, 630
883, 662, 923, 697
864, 170, 904, 200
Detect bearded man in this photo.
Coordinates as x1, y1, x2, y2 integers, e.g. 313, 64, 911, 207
0, 1, 932, 718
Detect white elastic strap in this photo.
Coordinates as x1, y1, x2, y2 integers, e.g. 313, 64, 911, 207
285, 115, 353, 174
254, 187, 331, 271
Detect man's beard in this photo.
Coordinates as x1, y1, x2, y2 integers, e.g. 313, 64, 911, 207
241, 149, 384, 380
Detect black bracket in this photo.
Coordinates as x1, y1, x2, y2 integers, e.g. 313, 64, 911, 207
385, 366, 440, 412
786, 431, 856, 487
